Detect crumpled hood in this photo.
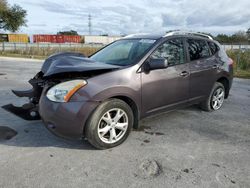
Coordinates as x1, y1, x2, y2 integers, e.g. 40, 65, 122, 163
41, 52, 121, 77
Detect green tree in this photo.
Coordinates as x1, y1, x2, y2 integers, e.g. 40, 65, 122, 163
215, 34, 230, 43
57, 30, 78, 35
0, 0, 27, 32
246, 28, 250, 41
0, 0, 8, 11
231, 31, 247, 43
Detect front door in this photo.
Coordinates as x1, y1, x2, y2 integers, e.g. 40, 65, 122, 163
141, 38, 189, 116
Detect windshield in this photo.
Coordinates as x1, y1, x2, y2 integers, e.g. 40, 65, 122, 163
90, 39, 156, 66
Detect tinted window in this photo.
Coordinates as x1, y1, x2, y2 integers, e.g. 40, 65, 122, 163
208, 41, 219, 55
187, 39, 210, 61
151, 38, 185, 66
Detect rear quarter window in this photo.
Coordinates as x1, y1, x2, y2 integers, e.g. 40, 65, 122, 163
187, 39, 210, 61
208, 41, 219, 55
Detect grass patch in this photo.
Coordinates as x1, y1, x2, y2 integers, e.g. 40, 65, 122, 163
0, 46, 101, 60
234, 69, 250, 79
227, 50, 250, 79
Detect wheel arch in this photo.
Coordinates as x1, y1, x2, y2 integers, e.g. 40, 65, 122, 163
217, 77, 230, 99
109, 96, 140, 129
83, 94, 140, 138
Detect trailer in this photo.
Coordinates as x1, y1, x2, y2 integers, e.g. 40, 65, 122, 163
8, 34, 29, 43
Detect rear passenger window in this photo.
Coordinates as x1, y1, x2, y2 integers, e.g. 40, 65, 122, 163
187, 39, 210, 61
151, 38, 184, 66
208, 42, 219, 55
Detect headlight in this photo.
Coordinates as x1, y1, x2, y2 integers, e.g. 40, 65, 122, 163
46, 80, 87, 102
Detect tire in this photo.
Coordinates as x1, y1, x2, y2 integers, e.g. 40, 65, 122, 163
200, 82, 225, 112
85, 99, 134, 149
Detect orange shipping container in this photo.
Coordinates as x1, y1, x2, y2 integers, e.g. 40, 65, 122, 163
56, 35, 64, 43
8, 34, 29, 43
33, 35, 51, 43
63, 35, 81, 43
33, 34, 81, 43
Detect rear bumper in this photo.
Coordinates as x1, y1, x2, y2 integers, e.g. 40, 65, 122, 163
227, 65, 234, 97
39, 95, 99, 139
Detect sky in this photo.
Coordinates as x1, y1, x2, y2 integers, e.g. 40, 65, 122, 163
8, 0, 250, 36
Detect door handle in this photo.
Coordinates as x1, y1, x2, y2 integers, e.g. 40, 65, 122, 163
212, 64, 219, 69
180, 71, 189, 77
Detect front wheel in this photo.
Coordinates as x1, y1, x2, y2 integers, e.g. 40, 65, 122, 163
200, 82, 225, 112
85, 99, 134, 149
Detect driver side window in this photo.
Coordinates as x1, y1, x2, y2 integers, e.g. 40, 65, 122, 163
151, 38, 185, 66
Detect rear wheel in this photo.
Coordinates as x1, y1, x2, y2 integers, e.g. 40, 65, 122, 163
200, 82, 225, 112
85, 99, 133, 149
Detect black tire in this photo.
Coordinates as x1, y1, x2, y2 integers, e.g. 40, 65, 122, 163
85, 99, 134, 149
200, 82, 225, 112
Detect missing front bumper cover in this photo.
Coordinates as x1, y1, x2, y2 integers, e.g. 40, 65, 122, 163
2, 104, 40, 120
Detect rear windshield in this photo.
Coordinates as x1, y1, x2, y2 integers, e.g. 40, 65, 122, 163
90, 39, 156, 66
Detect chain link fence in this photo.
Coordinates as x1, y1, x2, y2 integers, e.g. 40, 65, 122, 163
0, 42, 103, 57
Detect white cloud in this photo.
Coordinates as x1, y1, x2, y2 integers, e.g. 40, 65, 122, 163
8, 0, 250, 35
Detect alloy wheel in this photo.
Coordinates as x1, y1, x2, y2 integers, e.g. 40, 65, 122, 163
97, 108, 129, 144
211, 87, 225, 110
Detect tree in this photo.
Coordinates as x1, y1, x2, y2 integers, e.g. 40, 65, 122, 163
57, 30, 78, 35
0, 0, 8, 11
0, 0, 27, 32
215, 34, 231, 43
231, 31, 247, 43
246, 28, 250, 41
215, 31, 248, 44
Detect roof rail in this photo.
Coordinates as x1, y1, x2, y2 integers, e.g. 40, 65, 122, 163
123, 33, 150, 38
164, 31, 213, 40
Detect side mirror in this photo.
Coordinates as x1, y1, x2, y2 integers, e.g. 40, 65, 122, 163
148, 58, 168, 70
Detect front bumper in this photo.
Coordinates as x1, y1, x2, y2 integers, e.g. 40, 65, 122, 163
39, 95, 99, 139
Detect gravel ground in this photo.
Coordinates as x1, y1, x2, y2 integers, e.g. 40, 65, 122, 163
0, 57, 250, 188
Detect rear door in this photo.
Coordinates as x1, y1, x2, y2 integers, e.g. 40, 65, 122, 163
187, 38, 218, 101
141, 38, 189, 116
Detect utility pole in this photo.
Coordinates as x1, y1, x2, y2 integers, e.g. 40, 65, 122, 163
88, 14, 92, 35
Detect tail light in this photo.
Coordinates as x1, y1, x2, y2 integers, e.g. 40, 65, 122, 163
228, 58, 234, 65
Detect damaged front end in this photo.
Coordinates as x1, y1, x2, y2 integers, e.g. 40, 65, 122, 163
2, 52, 120, 120
3, 71, 44, 120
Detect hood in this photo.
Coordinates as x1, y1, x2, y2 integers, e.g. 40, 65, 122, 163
41, 53, 121, 77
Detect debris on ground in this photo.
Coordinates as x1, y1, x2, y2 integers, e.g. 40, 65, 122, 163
144, 131, 165, 136
139, 159, 161, 178
143, 139, 150, 143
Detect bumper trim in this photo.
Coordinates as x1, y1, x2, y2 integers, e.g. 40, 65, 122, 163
2, 104, 40, 120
